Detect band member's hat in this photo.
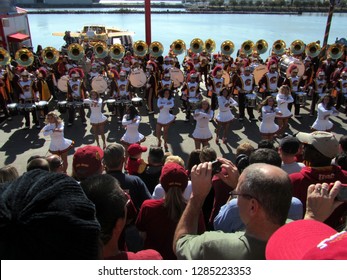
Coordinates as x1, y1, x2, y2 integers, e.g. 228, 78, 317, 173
267, 59, 277, 70
164, 73, 171, 78
120, 71, 127, 76
71, 73, 80, 78
21, 70, 29, 76
304, 57, 311, 62
244, 66, 251, 72
288, 64, 298, 74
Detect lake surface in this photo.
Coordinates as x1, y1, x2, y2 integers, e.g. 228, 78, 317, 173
28, 12, 346, 60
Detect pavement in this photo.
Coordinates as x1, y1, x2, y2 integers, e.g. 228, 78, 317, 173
1, 90, 346, 175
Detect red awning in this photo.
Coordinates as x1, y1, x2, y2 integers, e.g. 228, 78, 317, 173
7, 33, 30, 42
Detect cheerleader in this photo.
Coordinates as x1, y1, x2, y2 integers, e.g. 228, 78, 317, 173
311, 94, 339, 132
83, 90, 108, 149
156, 88, 175, 150
259, 96, 282, 141
275, 85, 294, 138
215, 87, 238, 144
192, 99, 213, 149
42, 111, 74, 173
121, 105, 145, 146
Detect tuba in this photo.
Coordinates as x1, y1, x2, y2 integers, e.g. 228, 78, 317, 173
190, 38, 204, 54
290, 39, 305, 56
255, 39, 268, 54
149, 41, 164, 58
220, 40, 235, 56
241, 40, 255, 56
171, 39, 186, 55
15, 48, 34, 67
93, 41, 108, 59
327, 43, 344, 60
67, 43, 85, 61
133, 40, 148, 57
41, 47, 59, 65
204, 39, 216, 54
109, 43, 125, 60
0, 48, 11, 65
305, 42, 321, 58
272, 40, 286, 55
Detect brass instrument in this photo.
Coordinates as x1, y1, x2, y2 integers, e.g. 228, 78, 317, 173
220, 40, 235, 56
190, 38, 204, 54
241, 40, 255, 56
15, 48, 34, 67
204, 39, 216, 54
272, 40, 286, 55
255, 39, 268, 55
290, 39, 305, 55
41, 47, 59, 65
327, 43, 344, 60
149, 41, 164, 58
93, 41, 108, 59
0, 48, 11, 65
171, 39, 186, 55
109, 43, 125, 60
67, 43, 85, 61
305, 42, 321, 58
133, 40, 148, 57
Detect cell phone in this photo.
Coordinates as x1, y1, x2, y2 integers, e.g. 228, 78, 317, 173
336, 184, 347, 202
211, 160, 222, 176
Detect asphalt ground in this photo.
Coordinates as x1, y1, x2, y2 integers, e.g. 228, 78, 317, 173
1, 89, 346, 175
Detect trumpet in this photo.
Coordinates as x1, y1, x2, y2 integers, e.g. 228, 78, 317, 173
41, 47, 59, 65
255, 39, 268, 55
67, 43, 85, 61
220, 40, 234, 56
93, 41, 108, 59
272, 40, 286, 55
109, 43, 125, 60
0, 48, 11, 66
204, 39, 216, 54
190, 38, 204, 54
290, 39, 305, 55
305, 42, 321, 58
327, 43, 344, 60
171, 39, 186, 55
149, 41, 164, 58
133, 40, 148, 57
241, 40, 255, 56
15, 48, 34, 67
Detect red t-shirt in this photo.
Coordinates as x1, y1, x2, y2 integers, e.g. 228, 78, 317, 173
290, 165, 347, 229
136, 198, 205, 260
106, 250, 162, 260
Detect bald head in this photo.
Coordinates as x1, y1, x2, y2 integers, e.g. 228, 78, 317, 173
46, 155, 64, 173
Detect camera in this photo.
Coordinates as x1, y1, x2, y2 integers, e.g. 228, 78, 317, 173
336, 184, 347, 202
211, 160, 222, 176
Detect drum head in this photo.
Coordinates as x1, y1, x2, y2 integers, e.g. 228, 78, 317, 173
253, 65, 268, 85
169, 67, 184, 88
57, 75, 69, 93
129, 69, 146, 88
280, 56, 305, 78
92, 76, 108, 94
222, 70, 230, 86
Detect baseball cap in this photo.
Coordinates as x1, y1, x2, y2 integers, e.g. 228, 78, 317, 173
279, 136, 300, 155
127, 143, 147, 157
160, 162, 188, 193
266, 219, 347, 260
296, 131, 339, 159
73, 146, 104, 180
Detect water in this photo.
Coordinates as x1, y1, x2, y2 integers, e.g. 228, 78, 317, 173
28, 12, 346, 60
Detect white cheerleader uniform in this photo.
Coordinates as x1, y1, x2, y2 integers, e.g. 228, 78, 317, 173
276, 93, 294, 118
311, 103, 339, 131
121, 115, 145, 144
83, 98, 107, 125
216, 96, 238, 123
157, 97, 175, 125
42, 123, 73, 153
192, 109, 214, 140
259, 105, 280, 134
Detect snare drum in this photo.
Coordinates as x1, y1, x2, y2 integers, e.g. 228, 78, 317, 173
245, 93, 257, 108
131, 97, 143, 107
74, 101, 84, 109
106, 99, 116, 111
188, 97, 200, 111
35, 101, 48, 111
57, 101, 68, 113
24, 104, 36, 112
295, 92, 307, 106
6, 103, 18, 114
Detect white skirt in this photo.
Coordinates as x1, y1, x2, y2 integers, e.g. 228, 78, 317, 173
311, 119, 333, 131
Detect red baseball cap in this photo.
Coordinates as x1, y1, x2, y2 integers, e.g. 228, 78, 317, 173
73, 145, 104, 180
127, 143, 147, 157
160, 162, 188, 193
266, 220, 347, 260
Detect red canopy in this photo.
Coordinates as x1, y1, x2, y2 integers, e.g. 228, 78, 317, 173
7, 33, 30, 42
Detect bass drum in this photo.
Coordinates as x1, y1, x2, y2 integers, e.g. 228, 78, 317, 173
253, 65, 268, 85
92, 75, 108, 94
222, 70, 230, 87
169, 67, 184, 88
129, 68, 146, 88
279, 55, 305, 78
57, 75, 69, 93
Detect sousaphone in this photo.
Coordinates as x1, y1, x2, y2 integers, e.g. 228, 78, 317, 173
41, 46, 59, 65
290, 39, 305, 56
133, 40, 148, 57
190, 38, 204, 54
149, 41, 164, 58
272, 40, 286, 56
255, 39, 268, 55
220, 40, 234, 56
241, 40, 255, 56
305, 42, 321, 58
93, 41, 108, 58
0, 48, 11, 65
67, 43, 85, 61
171, 39, 186, 55
204, 39, 216, 54
327, 43, 344, 60
15, 48, 34, 67
109, 43, 125, 60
